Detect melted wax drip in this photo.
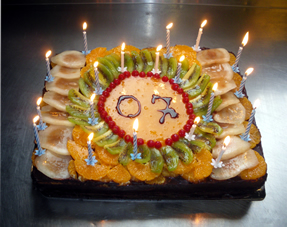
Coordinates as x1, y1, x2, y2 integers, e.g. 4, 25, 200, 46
116, 95, 141, 118
151, 94, 179, 124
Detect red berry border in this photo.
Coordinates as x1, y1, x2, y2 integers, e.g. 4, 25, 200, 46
97, 70, 196, 148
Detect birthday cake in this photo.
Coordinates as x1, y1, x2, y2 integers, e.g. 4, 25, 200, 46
31, 44, 267, 200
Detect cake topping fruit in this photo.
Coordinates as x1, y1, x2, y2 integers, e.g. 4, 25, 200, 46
51, 50, 86, 69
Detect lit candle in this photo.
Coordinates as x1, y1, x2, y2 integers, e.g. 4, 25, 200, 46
93, 61, 101, 95
83, 22, 89, 55
174, 55, 185, 83
234, 67, 254, 98
36, 97, 47, 130
194, 20, 207, 51
88, 93, 98, 126
33, 116, 46, 156
165, 23, 173, 59
121, 42, 125, 72
85, 133, 98, 166
212, 136, 231, 168
154, 45, 162, 74
185, 117, 200, 141
204, 82, 218, 122
241, 99, 260, 141
131, 118, 141, 160
45, 50, 54, 82
232, 32, 249, 71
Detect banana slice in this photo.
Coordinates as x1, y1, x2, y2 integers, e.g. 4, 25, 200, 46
215, 123, 245, 139
216, 91, 240, 111
42, 111, 75, 127
51, 50, 85, 69
210, 78, 236, 96
43, 91, 72, 112
212, 135, 250, 160
35, 149, 72, 180
41, 104, 58, 112
39, 125, 74, 155
201, 63, 233, 81
197, 48, 230, 66
51, 65, 81, 79
210, 149, 259, 180
46, 77, 79, 96
213, 102, 246, 124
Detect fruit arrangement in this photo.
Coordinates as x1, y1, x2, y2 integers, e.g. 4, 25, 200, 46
33, 45, 266, 186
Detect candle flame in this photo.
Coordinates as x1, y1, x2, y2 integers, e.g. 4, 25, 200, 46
121, 42, 125, 51
156, 45, 163, 52
133, 118, 139, 132
88, 132, 94, 141
166, 23, 173, 29
45, 50, 51, 58
212, 82, 218, 91
90, 93, 96, 102
223, 136, 231, 147
245, 67, 254, 76
33, 116, 39, 123
37, 97, 42, 106
242, 32, 249, 46
201, 20, 207, 28
83, 22, 87, 30
194, 117, 200, 124
254, 99, 260, 109
179, 55, 185, 62
94, 61, 99, 68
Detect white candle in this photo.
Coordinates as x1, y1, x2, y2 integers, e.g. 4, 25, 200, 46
204, 82, 218, 122
93, 61, 100, 94
174, 55, 185, 83
165, 23, 173, 58
36, 97, 43, 125
33, 116, 45, 156
232, 31, 249, 69
132, 118, 139, 160
243, 99, 260, 141
194, 20, 207, 51
214, 136, 231, 167
45, 50, 53, 81
154, 45, 162, 74
83, 22, 88, 55
235, 67, 253, 98
121, 42, 125, 72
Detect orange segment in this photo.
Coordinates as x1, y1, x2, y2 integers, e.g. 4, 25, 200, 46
74, 159, 110, 180
232, 72, 242, 92
229, 52, 236, 66
67, 140, 89, 160
145, 175, 166, 185
239, 151, 267, 180
86, 47, 108, 65
161, 166, 178, 178
108, 45, 140, 56
240, 97, 253, 120
181, 149, 213, 182
68, 160, 77, 179
173, 159, 195, 175
243, 121, 261, 148
72, 125, 89, 147
95, 145, 119, 166
98, 175, 111, 183
127, 161, 160, 181
107, 164, 131, 184
171, 45, 201, 67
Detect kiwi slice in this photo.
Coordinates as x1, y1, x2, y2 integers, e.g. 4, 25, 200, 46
79, 78, 93, 98
140, 49, 154, 73
194, 128, 217, 150
171, 141, 193, 165
124, 53, 135, 72
105, 54, 120, 69
150, 148, 164, 174
189, 139, 209, 153
81, 121, 109, 137
131, 51, 144, 72
180, 58, 189, 79
98, 57, 119, 79
118, 143, 132, 166
197, 121, 223, 136
83, 69, 108, 91
68, 89, 90, 108
104, 139, 128, 155
68, 116, 90, 126
150, 51, 161, 73
98, 62, 114, 83
189, 83, 212, 108
93, 130, 119, 147
167, 57, 177, 79
161, 146, 179, 172
161, 56, 168, 77
181, 64, 200, 89
66, 105, 92, 119
193, 96, 223, 116
184, 73, 210, 98
135, 144, 151, 164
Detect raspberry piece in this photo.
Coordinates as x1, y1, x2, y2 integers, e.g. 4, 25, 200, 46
102, 90, 110, 97
104, 115, 112, 123
187, 108, 194, 114
147, 140, 155, 148
155, 141, 162, 149
172, 84, 179, 91
177, 87, 184, 94
153, 73, 160, 79
147, 71, 153, 77
165, 138, 173, 146
114, 78, 121, 85
124, 71, 131, 78
124, 135, 132, 143
169, 78, 174, 84
137, 138, 144, 145
182, 92, 189, 98
108, 121, 116, 128
186, 103, 193, 109
106, 87, 112, 93
118, 130, 126, 138
171, 134, 179, 142
112, 125, 120, 134
182, 97, 189, 104
99, 96, 106, 102
97, 101, 104, 107
178, 129, 186, 137
183, 124, 191, 132
162, 76, 169, 82
139, 71, 146, 77
109, 82, 116, 89
132, 70, 139, 77
119, 73, 125, 80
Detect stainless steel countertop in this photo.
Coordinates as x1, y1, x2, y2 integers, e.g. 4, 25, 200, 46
2, 2, 287, 226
